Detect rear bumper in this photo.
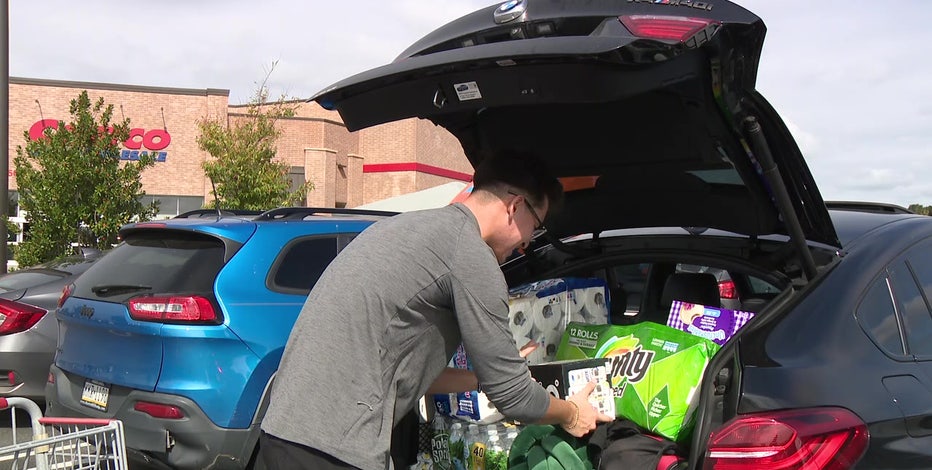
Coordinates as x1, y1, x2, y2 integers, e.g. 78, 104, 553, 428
45, 365, 260, 470
0, 348, 53, 403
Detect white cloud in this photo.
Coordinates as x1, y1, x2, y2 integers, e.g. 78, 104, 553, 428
842, 168, 910, 191
782, 119, 820, 158
9, 0, 932, 206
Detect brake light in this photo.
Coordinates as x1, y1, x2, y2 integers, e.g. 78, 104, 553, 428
132, 222, 167, 229
619, 15, 718, 42
59, 283, 74, 308
6, 371, 17, 385
127, 295, 219, 323
134, 401, 185, 419
718, 280, 738, 299
0, 299, 47, 335
705, 407, 868, 470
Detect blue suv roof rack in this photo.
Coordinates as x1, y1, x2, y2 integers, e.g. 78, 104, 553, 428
174, 209, 265, 219
255, 207, 399, 220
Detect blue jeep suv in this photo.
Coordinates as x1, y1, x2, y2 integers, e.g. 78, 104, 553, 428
45, 207, 394, 469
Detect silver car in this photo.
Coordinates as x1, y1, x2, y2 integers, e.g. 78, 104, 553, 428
0, 253, 102, 404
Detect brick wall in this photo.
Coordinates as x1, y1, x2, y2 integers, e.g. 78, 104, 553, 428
414, 120, 474, 190
9, 77, 228, 198
7, 77, 471, 209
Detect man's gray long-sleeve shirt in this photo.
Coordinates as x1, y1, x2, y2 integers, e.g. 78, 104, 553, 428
261, 203, 551, 470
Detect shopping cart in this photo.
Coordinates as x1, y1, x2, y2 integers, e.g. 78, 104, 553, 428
1, 396, 127, 470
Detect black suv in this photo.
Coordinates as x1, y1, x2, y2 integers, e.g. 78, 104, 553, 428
311, 0, 932, 468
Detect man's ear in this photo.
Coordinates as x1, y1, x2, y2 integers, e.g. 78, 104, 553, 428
504, 194, 517, 219
513, 193, 526, 212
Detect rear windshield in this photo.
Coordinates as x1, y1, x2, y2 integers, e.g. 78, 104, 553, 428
72, 231, 225, 302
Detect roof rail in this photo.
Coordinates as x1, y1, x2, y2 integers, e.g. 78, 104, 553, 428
255, 207, 399, 221
174, 209, 265, 219
825, 201, 915, 215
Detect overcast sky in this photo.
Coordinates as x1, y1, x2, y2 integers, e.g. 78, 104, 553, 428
10, 0, 931, 207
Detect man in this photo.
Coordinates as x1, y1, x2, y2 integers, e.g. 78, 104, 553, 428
258, 152, 613, 469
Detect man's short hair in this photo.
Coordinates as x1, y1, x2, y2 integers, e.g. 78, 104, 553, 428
472, 150, 564, 216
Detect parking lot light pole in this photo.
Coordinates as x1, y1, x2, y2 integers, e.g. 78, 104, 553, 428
1, 0, 9, 274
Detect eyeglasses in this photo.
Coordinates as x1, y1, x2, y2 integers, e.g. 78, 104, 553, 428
508, 191, 548, 240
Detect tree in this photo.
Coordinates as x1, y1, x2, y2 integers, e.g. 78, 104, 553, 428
197, 66, 313, 210
4, 216, 20, 264
907, 204, 931, 215
13, 91, 158, 267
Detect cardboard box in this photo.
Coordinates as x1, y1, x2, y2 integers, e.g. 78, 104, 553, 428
529, 358, 615, 418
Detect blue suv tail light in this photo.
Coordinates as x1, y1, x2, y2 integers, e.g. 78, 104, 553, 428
127, 295, 220, 324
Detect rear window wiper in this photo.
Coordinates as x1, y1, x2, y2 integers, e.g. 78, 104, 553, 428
91, 284, 153, 297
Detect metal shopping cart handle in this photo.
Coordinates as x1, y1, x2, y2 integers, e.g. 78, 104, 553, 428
1, 396, 46, 439
38, 417, 118, 426
2, 398, 112, 425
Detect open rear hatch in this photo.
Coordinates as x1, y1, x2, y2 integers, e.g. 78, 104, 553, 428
313, 0, 840, 253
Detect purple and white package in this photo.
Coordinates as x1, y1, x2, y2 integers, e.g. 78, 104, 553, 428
667, 301, 755, 346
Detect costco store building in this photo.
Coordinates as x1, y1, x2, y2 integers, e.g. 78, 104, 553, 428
7, 77, 473, 220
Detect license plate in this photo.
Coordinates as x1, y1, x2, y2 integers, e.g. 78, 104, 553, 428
80, 379, 110, 411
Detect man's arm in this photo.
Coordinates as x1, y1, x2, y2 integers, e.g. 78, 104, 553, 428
427, 341, 539, 394
426, 368, 479, 395
426, 340, 613, 437
428, 373, 613, 437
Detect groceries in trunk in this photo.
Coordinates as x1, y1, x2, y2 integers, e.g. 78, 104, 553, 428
422, 276, 751, 468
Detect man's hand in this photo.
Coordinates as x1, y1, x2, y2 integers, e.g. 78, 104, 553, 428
560, 381, 614, 437
518, 340, 539, 359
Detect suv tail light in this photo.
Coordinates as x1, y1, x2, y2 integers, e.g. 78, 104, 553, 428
127, 295, 220, 324
718, 279, 738, 299
0, 299, 47, 335
619, 15, 720, 43
705, 407, 869, 470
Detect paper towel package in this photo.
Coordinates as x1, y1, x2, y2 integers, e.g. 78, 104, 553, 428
555, 321, 720, 443
508, 277, 610, 365
666, 300, 756, 346
529, 358, 616, 418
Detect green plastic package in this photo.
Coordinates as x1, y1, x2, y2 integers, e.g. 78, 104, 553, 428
555, 321, 720, 442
